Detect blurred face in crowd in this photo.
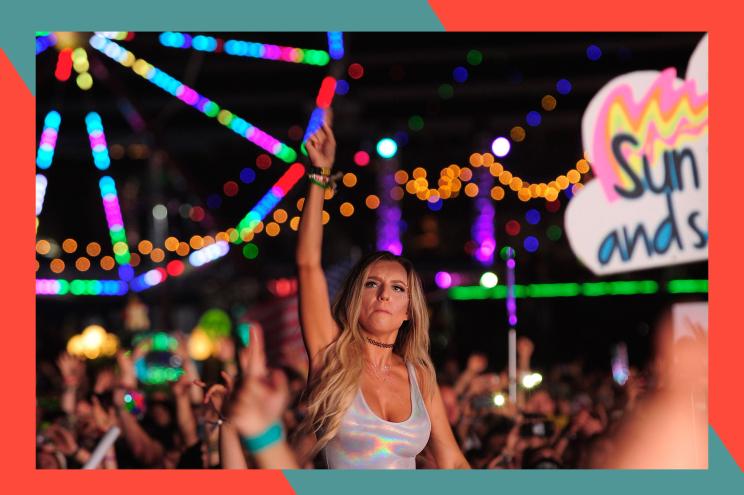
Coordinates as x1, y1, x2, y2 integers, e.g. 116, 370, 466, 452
149, 401, 172, 427
75, 399, 99, 439
357, 261, 410, 337
440, 385, 461, 425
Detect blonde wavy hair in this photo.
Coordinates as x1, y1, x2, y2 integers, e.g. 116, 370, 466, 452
296, 251, 437, 463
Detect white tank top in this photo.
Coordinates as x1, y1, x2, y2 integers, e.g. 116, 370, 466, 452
324, 362, 431, 469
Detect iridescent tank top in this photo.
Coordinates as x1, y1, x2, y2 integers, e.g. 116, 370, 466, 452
324, 362, 431, 469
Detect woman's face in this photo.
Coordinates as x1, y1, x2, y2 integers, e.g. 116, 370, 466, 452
357, 260, 410, 337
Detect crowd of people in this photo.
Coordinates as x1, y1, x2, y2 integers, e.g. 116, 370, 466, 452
35, 319, 705, 469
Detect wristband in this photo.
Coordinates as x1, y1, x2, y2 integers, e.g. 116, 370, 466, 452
308, 176, 330, 189
240, 422, 284, 453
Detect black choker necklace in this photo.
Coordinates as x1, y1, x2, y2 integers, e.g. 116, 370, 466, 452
366, 337, 394, 349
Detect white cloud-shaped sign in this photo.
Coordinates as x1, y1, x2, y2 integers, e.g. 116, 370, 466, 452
565, 35, 708, 275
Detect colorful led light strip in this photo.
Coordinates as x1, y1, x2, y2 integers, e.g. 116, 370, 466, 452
36, 33, 57, 55
188, 241, 230, 267
130, 267, 169, 292
85, 112, 111, 170
98, 176, 133, 275
300, 74, 339, 156
448, 279, 706, 300
235, 163, 306, 239
158, 32, 331, 66
89, 34, 297, 163
36, 279, 128, 296
55, 48, 73, 81
472, 169, 496, 265
301, 108, 326, 156
327, 32, 344, 60
316, 76, 337, 109
36, 110, 61, 169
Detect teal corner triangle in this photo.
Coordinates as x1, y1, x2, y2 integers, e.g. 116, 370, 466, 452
284, 426, 742, 495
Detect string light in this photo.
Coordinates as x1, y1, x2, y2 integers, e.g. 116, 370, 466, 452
90, 34, 297, 163
403, 152, 591, 203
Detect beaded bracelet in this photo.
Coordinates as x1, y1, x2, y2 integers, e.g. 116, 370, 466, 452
308, 176, 330, 189
240, 422, 284, 453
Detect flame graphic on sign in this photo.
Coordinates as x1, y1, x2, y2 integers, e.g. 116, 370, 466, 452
592, 68, 707, 201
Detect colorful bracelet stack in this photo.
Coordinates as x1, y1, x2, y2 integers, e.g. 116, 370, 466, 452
308, 167, 341, 193
240, 421, 284, 454
308, 172, 332, 189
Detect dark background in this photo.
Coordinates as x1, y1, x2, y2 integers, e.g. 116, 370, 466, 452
35, 32, 708, 372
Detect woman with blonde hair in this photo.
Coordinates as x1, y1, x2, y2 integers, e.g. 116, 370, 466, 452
295, 120, 469, 469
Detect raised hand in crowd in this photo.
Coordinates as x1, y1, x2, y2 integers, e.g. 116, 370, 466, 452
228, 324, 297, 469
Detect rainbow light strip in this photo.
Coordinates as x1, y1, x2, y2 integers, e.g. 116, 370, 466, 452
327, 32, 344, 60
158, 32, 330, 66
89, 34, 297, 163
593, 68, 708, 201
98, 176, 132, 271
472, 169, 496, 265
235, 162, 306, 238
301, 108, 325, 156
299, 76, 338, 156
36, 33, 57, 55
85, 112, 111, 170
36, 279, 128, 296
36, 110, 61, 169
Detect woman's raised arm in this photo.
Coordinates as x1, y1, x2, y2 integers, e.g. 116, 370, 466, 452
296, 122, 340, 365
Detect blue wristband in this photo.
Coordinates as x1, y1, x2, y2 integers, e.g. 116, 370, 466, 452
240, 422, 284, 453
